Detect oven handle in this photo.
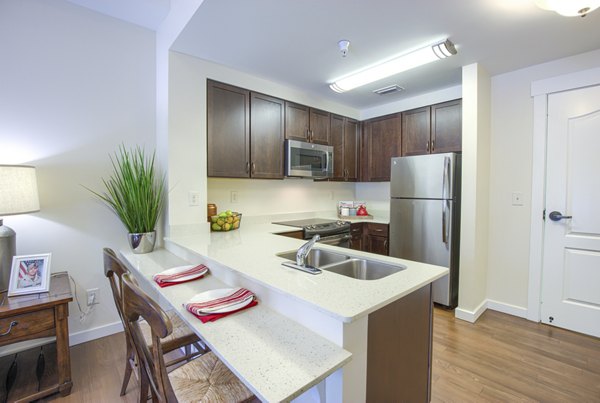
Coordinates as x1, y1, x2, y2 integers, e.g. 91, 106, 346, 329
316, 234, 352, 245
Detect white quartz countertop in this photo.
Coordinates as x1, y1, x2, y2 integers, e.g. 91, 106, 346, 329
122, 249, 352, 403
166, 211, 447, 324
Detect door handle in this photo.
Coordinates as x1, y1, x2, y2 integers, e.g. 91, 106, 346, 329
549, 211, 572, 221
251, 162, 256, 175
426, 141, 430, 152
245, 161, 250, 174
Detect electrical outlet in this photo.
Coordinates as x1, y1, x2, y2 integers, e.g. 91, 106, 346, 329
188, 191, 201, 206
230, 191, 239, 203
87, 288, 99, 306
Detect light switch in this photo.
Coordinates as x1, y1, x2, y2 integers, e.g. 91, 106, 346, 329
512, 192, 524, 206
230, 191, 239, 203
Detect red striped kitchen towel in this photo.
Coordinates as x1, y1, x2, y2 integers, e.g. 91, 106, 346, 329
153, 264, 208, 287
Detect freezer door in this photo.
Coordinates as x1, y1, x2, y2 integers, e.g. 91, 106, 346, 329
389, 198, 453, 305
390, 153, 458, 200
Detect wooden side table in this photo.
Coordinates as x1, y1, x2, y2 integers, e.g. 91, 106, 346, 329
0, 271, 73, 402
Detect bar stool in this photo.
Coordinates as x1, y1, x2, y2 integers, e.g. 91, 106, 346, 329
103, 248, 203, 396
121, 272, 256, 402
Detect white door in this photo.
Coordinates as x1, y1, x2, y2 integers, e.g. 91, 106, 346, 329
541, 84, 600, 337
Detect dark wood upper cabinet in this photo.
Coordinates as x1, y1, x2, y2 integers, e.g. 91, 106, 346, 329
284, 102, 310, 142
207, 80, 250, 178
402, 106, 431, 156
285, 101, 330, 144
207, 80, 284, 179
331, 115, 359, 181
344, 118, 359, 181
362, 113, 402, 182
309, 108, 331, 144
402, 99, 462, 156
250, 92, 285, 179
431, 99, 462, 154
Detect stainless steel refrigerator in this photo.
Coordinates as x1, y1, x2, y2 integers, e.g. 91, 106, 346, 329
389, 153, 461, 308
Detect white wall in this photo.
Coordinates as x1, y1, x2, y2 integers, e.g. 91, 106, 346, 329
0, 0, 156, 340
457, 64, 491, 320
487, 48, 600, 311
167, 51, 360, 227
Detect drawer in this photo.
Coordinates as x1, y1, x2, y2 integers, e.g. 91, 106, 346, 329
350, 223, 363, 235
366, 223, 388, 236
0, 309, 55, 344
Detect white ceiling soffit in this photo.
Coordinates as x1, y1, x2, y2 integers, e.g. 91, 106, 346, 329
171, 0, 600, 109
67, 0, 170, 31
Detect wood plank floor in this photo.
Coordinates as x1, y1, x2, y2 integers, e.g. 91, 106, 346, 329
41, 308, 599, 402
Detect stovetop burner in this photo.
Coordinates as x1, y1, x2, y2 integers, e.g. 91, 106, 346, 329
273, 218, 351, 239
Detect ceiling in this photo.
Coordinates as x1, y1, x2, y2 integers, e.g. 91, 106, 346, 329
72, 0, 600, 110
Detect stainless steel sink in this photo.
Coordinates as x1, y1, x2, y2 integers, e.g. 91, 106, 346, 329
321, 258, 405, 280
276, 248, 349, 267
276, 248, 405, 280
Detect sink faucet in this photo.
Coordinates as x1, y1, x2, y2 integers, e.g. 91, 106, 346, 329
296, 234, 320, 266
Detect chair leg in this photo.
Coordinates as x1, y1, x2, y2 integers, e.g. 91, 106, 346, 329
139, 366, 150, 403
120, 341, 135, 396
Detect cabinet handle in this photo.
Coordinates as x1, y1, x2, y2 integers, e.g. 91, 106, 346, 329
1, 321, 18, 337
245, 162, 250, 174
306, 129, 310, 141
431, 139, 435, 152
426, 141, 430, 152
251, 162, 256, 175
374, 228, 384, 232
310, 130, 314, 142
384, 239, 388, 250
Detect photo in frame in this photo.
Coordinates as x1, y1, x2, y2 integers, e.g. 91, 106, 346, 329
8, 253, 52, 296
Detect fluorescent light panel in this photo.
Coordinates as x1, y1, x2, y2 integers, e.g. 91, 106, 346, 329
330, 39, 457, 93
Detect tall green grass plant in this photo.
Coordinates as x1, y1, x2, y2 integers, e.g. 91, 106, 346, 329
87, 145, 165, 234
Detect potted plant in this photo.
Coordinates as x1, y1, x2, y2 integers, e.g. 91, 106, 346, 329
87, 145, 165, 254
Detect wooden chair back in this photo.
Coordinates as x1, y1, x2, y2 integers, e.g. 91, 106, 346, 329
121, 272, 177, 402
103, 247, 130, 322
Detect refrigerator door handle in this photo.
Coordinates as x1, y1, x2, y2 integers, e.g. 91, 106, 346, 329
442, 156, 451, 245
442, 156, 450, 200
442, 200, 450, 245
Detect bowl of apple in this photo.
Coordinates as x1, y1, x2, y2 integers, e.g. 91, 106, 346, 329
210, 210, 242, 231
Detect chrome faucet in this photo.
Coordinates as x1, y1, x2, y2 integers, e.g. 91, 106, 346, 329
296, 234, 320, 266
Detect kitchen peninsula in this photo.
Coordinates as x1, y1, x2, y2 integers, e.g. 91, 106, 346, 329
122, 212, 447, 402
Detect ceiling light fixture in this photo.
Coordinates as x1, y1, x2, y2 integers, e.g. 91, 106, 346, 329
330, 39, 457, 93
534, 0, 600, 16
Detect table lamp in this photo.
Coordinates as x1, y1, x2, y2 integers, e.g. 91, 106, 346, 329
0, 165, 40, 292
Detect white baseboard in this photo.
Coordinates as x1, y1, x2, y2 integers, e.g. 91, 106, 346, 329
455, 299, 529, 323
69, 321, 123, 346
486, 299, 528, 319
455, 299, 488, 323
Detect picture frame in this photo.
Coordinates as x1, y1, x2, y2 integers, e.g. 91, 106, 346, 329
8, 253, 52, 296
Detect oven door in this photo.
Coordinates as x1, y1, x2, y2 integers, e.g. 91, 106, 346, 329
317, 233, 351, 248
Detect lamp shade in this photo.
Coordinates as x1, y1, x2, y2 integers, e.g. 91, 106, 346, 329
0, 165, 40, 216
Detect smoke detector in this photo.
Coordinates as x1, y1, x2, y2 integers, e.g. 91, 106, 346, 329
338, 40, 350, 57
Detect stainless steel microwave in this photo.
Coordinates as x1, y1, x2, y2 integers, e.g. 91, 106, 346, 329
285, 139, 333, 178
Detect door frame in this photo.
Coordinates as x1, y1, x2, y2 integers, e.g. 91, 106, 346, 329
527, 67, 600, 322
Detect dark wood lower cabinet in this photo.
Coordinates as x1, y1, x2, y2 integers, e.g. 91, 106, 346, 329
349, 223, 363, 251
363, 223, 389, 256
367, 284, 433, 402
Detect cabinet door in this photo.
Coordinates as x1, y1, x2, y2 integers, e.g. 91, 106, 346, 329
330, 114, 345, 180
285, 102, 310, 142
402, 106, 431, 156
250, 93, 285, 179
309, 108, 330, 144
349, 223, 364, 251
365, 223, 389, 255
344, 118, 359, 181
431, 99, 462, 154
207, 80, 250, 177
362, 114, 401, 182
